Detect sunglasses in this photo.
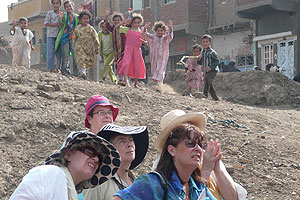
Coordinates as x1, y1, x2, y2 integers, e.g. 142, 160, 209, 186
79, 146, 102, 158
184, 139, 206, 149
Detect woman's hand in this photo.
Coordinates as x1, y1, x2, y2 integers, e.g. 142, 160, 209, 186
201, 139, 222, 180
105, 8, 111, 19
168, 20, 173, 32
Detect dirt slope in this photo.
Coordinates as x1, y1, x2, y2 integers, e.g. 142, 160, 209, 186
1, 64, 300, 199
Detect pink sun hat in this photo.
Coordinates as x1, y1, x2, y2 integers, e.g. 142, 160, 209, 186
85, 95, 119, 128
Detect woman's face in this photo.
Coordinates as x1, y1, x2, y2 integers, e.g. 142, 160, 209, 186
52, 0, 61, 11
169, 132, 203, 170
193, 48, 201, 56
64, 2, 73, 13
155, 27, 165, 38
80, 14, 90, 26
111, 135, 135, 164
67, 147, 100, 183
113, 16, 122, 25
88, 105, 114, 133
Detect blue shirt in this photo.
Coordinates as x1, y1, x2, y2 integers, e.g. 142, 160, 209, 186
114, 171, 217, 200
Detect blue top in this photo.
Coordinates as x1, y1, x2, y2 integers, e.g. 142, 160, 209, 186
114, 171, 217, 200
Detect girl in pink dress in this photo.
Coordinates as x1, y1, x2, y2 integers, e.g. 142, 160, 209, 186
184, 44, 205, 95
116, 14, 146, 87
142, 20, 173, 88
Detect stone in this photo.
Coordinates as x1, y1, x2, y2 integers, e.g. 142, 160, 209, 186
38, 91, 53, 99
226, 166, 235, 174
9, 102, 33, 110
61, 96, 73, 102
9, 80, 19, 84
42, 85, 55, 92
37, 84, 44, 90
54, 84, 61, 91
14, 88, 25, 94
74, 94, 85, 102
0, 87, 9, 92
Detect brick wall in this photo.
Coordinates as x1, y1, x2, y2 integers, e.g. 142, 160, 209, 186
188, 0, 208, 23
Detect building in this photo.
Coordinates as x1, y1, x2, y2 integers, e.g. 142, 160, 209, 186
237, 0, 300, 78
206, 0, 254, 71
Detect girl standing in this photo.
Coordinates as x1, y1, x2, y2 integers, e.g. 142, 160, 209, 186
142, 20, 173, 88
184, 44, 205, 96
73, 10, 99, 79
10, 18, 34, 68
44, 0, 63, 73
116, 14, 146, 88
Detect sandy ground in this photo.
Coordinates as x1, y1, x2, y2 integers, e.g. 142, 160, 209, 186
1, 65, 300, 199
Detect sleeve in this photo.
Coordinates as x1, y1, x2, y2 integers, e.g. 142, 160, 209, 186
44, 11, 51, 24
72, 28, 78, 44
165, 29, 173, 43
142, 29, 154, 43
9, 165, 68, 200
106, 21, 114, 32
119, 26, 129, 34
92, 27, 100, 48
83, 185, 104, 200
114, 174, 165, 200
28, 30, 34, 42
209, 51, 219, 71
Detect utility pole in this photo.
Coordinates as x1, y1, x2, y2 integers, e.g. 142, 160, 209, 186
155, 0, 159, 21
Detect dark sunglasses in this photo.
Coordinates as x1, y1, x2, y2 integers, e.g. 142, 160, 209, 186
79, 146, 102, 158
185, 139, 206, 149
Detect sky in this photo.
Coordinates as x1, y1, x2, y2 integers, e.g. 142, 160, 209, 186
0, 0, 18, 23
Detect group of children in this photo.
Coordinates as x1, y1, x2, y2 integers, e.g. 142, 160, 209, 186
10, 0, 220, 100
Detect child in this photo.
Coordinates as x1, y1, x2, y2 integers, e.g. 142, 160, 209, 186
116, 14, 146, 87
184, 44, 204, 96
73, 10, 99, 79
142, 20, 173, 87
10, 17, 34, 68
55, 0, 79, 76
104, 8, 126, 84
198, 34, 220, 101
98, 20, 117, 83
44, 0, 63, 73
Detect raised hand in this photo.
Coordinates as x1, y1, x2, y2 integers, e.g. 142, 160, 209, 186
144, 22, 151, 30
168, 20, 173, 31
105, 8, 111, 18
77, 5, 83, 13
12, 20, 17, 27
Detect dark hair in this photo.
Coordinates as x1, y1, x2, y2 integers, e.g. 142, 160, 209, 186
156, 123, 207, 182
131, 13, 144, 26
50, 0, 62, 5
152, 21, 168, 32
19, 17, 28, 23
192, 44, 202, 51
78, 10, 92, 21
201, 34, 212, 42
63, 0, 74, 8
112, 12, 124, 21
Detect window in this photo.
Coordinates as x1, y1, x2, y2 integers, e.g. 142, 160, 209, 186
130, 0, 143, 10
31, 30, 36, 45
236, 55, 254, 71
143, 0, 150, 8
164, 0, 176, 4
264, 44, 273, 66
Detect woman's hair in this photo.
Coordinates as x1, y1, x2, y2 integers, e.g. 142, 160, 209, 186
19, 17, 28, 23
112, 12, 124, 21
152, 21, 168, 32
63, 0, 74, 8
156, 123, 207, 182
192, 44, 202, 51
78, 10, 92, 21
131, 13, 144, 26
99, 20, 105, 27
50, 0, 62, 5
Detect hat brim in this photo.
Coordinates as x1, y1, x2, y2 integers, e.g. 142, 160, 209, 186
97, 124, 149, 170
154, 113, 206, 152
85, 104, 119, 128
45, 131, 121, 190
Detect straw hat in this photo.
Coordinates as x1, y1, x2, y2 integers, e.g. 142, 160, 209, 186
154, 109, 206, 152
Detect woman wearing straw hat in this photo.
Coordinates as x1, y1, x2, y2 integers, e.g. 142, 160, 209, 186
84, 95, 119, 134
83, 123, 149, 200
10, 131, 121, 200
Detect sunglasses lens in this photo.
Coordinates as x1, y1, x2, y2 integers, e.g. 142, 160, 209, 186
82, 146, 97, 157
185, 140, 196, 148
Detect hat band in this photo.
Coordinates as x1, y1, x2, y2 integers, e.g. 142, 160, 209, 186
87, 100, 110, 112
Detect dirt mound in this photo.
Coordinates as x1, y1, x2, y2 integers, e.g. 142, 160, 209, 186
1, 64, 300, 199
164, 69, 300, 107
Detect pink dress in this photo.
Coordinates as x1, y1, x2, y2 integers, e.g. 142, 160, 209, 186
185, 58, 204, 90
142, 29, 173, 83
117, 28, 146, 79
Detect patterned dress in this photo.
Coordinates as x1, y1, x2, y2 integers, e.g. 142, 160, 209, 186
73, 25, 99, 70
117, 28, 146, 79
142, 29, 173, 83
185, 58, 205, 90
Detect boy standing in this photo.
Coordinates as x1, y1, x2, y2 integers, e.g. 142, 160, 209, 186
55, 0, 79, 76
10, 18, 34, 68
198, 34, 220, 101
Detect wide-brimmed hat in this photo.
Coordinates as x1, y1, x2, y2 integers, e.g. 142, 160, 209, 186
45, 130, 121, 190
98, 123, 149, 170
85, 95, 119, 128
154, 109, 207, 152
